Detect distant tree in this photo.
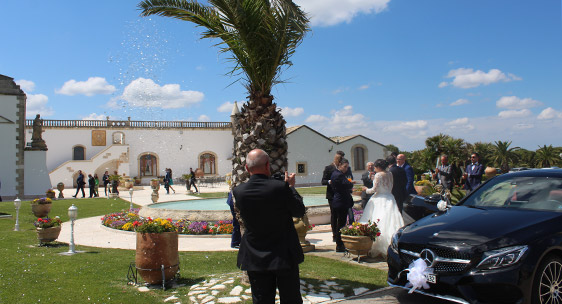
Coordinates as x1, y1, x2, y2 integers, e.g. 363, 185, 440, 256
385, 144, 400, 155
535, 145, 560, 168
490, 141, 520, 173
425, 133, 451, 159
514, 148, 536, 168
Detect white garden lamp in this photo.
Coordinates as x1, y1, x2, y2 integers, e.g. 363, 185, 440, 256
129, 188, 134, 210
14, 198, 21, 231
67, 204, 78, 254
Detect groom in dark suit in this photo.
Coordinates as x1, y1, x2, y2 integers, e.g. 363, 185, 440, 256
233, 149, 305, 304
387, 156, 407, 213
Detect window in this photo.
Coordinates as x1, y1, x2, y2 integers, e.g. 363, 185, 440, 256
296, 162, 308, 176
353, 146, 365, 171
73, 146, 85, 160
200, 153, 217, 175
139, 153, 157, 177
112, 132, 125, 144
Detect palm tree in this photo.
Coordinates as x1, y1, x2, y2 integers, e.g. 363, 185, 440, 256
139, 0, 310, 186
491, 140, 519, 173
535, 145, 560, 168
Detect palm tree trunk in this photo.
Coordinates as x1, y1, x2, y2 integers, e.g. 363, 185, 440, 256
231, 99, 288, 187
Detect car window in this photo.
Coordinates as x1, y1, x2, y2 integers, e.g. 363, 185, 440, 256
463, 176, 562, 211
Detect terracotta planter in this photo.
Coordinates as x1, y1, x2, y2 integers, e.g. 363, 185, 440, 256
31, 203, 52, 218
36, 226, 61, 243
341, 235, 373, 256
135, 232, 179, 285
485, 167, 497, 178
414, 185, 428, 195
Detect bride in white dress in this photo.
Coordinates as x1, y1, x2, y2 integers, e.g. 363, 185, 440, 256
359, 159, 404, 258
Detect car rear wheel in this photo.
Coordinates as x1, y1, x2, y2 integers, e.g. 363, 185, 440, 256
533, 255, 562, 304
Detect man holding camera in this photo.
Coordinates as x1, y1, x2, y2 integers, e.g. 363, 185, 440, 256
233, 149, 305, 304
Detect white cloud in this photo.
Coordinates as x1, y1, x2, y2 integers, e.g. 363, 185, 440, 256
383, 120, 428, 132
496, 96, 542, 109
446, 117, 469, 125
16, 79, 36, 92
295, 0, 390, 27
120, 78, 204, 109
450, 99, 469, 106
445, 117, 474, 131
537, 107, 562, 120
359, 84, 370, 90
26, 94, 54, 118
441, 68, 521, 89
82, 113, 106, 120
498, 109, 532, 119
305, 114, 329, 124
514, 123, 534, 130
438, 81, 448, 88
198, 115, 211, 122
217, 101, 236, 113
281, 107, 304, 117
56, 77, 116, 96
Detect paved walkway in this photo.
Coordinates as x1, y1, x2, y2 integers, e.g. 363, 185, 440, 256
57, 185, 428, 303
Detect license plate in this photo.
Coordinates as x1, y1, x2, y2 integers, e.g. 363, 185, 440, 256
426, 273, 437, 284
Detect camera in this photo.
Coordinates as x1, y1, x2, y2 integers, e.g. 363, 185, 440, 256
271, 172, 284, 181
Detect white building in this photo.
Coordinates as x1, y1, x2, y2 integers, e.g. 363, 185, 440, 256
23, 119, 389, 188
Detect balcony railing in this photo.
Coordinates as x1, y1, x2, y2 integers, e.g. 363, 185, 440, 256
25, 119, 231, 129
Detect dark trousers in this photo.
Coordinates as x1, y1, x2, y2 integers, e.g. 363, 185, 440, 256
74, 185, 85, 197
104, 183, 110, 195
188, 180, 198, 192
347, 207, 355, 225
333, 206, 349, 247
328, 199, 337, 240
228, 203, 241, 247
89, 186, 95, 198
247, 265, 302, 304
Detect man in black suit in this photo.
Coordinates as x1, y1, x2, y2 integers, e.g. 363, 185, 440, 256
386, 156, 407, 213
360, 162, 375, 209
233, 149, 305, 304
72, 170, 86, 198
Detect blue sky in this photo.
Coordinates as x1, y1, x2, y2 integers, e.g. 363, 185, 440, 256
2, 0, 561, 151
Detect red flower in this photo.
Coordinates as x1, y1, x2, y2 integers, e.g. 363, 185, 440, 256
376, 232, 381, 236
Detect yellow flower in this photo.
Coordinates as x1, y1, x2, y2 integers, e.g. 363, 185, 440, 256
122, 223, 133, 231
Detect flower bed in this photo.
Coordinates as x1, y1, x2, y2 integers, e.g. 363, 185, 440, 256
101, 209, 233, 235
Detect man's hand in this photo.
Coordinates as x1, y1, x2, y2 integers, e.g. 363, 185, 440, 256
285, 171, 296, 187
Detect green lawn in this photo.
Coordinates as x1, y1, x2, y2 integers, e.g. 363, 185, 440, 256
0, 198, 387, 303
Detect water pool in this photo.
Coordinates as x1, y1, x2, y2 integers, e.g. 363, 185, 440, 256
147, 195, 329, 211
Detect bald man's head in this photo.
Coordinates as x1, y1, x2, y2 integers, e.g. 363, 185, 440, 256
246, 149, 271, 175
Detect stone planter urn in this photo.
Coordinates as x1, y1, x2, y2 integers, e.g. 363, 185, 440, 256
414, 185, 428, 196
31, 203, 52, 218
56, 182, 65, 198
341, 235, 373, 262
135, 232, 179, 285
293, 214, 315, 253
485, 167, 497, 179
36, 226, 61, 244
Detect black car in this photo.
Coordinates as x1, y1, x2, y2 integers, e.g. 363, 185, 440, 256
387, 169, 562, 304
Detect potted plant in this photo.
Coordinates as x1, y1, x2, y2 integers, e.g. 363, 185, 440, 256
31, 197, 53, 218
133, 218, 179, 285
45, 189, 56, 199
134, 176, 141, 185
414, 180, 434, 196
340, 221, 380, 259
34, 216, 62, 244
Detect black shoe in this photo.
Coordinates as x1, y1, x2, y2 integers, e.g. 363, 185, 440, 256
72, 195, 76, 198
